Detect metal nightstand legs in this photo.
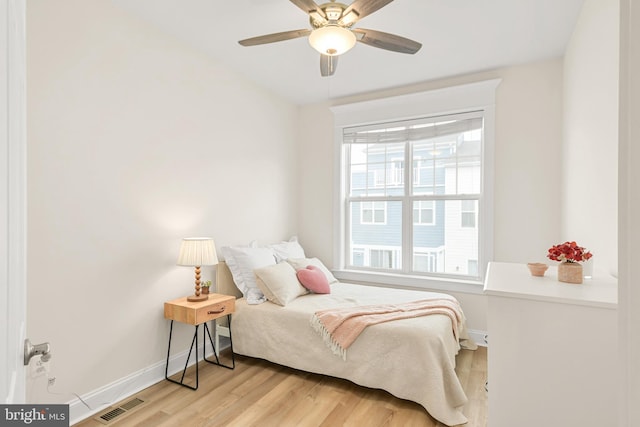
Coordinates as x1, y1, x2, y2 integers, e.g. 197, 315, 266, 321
203, 317, 235, 370
164, 314, 235, 390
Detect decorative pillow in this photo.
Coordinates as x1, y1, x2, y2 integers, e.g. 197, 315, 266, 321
254, 262, 308, 306
220, 245, 276, 304
269, 236, 306, 262
286, 257, 338, 284
296, 266, 331, 294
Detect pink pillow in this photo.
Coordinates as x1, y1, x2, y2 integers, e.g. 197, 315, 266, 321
296, 265, 331, 294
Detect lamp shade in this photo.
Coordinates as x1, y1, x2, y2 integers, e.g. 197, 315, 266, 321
308, 25, 356, 56
177, 237, 218, 267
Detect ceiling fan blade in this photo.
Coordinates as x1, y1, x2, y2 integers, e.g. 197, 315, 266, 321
239, 29, 312, 47
352, 28, 422, 54
340, 0, 394, 25
289, 0, 326, 19
320, 54, 338, 77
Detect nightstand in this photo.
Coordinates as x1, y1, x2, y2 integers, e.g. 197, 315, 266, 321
164, 293, 235, 390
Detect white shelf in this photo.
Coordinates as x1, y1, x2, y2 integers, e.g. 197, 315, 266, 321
483, 261, 617, 309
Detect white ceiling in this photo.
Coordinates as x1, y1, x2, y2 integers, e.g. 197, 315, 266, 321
111, 0, 586, 105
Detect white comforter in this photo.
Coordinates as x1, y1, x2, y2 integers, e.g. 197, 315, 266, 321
230, 282, 476, 426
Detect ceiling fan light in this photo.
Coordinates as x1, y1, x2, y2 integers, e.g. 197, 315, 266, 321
308, 25, 356, 56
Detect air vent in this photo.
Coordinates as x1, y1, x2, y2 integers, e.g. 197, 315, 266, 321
119, 398, 144, 411
95, 397, 146, 424
98, 408, 125, 423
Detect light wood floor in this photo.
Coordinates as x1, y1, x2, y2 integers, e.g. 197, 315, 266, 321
74, 346, 486, 427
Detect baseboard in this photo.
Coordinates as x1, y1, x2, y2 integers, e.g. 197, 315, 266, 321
467, 329, 488, 347
68, 342, 224, 425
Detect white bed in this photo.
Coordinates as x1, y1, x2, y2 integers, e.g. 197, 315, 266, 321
216, 260, 476, 426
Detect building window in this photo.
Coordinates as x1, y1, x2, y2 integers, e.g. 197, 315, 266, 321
414, 249, 444, 273
414, 200, 435, 225
361, 201, 387, 224
370, 249, 395, 269
461, 199, 477, 228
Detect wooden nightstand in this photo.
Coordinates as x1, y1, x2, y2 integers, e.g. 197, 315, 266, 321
164, 293, 235, 390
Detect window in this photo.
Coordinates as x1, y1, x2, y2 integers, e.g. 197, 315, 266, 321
343, 111, 483, 279
332, 79, 499, 289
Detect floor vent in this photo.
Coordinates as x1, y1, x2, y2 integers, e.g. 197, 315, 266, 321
95, 397, 146, 424
119, 397, 144, 411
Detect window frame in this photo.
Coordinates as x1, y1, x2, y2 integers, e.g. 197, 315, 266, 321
331, 79, 500, 294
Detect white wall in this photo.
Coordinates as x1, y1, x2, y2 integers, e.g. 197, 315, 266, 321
298, 59, 564, 331
26, 0, 299, 406
563, 0, 619, 276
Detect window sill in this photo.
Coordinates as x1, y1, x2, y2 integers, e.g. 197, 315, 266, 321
332, 269, 485, 295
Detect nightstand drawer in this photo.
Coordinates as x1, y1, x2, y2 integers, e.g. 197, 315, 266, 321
196, 299, 235, 323
164, 294, 236, 325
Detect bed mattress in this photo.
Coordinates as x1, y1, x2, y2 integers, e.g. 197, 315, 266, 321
230, 282, 475, 426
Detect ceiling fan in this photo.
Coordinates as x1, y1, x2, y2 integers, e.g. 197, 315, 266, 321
238, 0, 422, 77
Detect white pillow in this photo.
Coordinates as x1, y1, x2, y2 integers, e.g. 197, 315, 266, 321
254, 262, 308, 306
269, 236, 306, 262
286, 257, 338, 284
221, 246, 276, 304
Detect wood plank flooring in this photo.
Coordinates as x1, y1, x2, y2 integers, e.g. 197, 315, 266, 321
74, 346, 486, 427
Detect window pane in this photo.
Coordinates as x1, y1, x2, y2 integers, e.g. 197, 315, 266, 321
413, 200, 445, 272
412, 200, 478, 276
349, 201, 402, 270
413, 129, 481, 196
458, 157, 481, 194
349, 143, 405, 197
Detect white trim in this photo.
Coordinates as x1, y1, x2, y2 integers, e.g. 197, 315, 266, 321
619, 2, 640, 424
467, 329, 488, 348
331, 79, 502, 127
1, 0, 27, 405
333, 269, 484, 295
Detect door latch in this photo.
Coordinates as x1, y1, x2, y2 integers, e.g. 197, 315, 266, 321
24, 339, 51, 365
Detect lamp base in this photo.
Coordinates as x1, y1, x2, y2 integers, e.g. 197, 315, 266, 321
187, 294, 209, 302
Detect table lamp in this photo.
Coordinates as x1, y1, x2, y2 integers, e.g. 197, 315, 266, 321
177, 237, 218, 302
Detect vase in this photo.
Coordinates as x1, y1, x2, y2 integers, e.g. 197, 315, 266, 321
558, 261, 583, 284
527, 263, 548, 277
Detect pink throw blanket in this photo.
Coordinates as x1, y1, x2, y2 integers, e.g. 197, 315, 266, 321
310, 298, 463, 360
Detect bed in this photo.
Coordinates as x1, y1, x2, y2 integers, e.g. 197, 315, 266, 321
216, 247, 475, 426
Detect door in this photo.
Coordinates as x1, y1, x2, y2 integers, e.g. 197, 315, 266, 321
1, 0, 27, 404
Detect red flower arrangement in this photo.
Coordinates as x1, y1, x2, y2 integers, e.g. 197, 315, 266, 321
547, 241, 593, 263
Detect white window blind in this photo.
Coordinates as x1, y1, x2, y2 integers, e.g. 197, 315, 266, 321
342, 112, 483, 144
